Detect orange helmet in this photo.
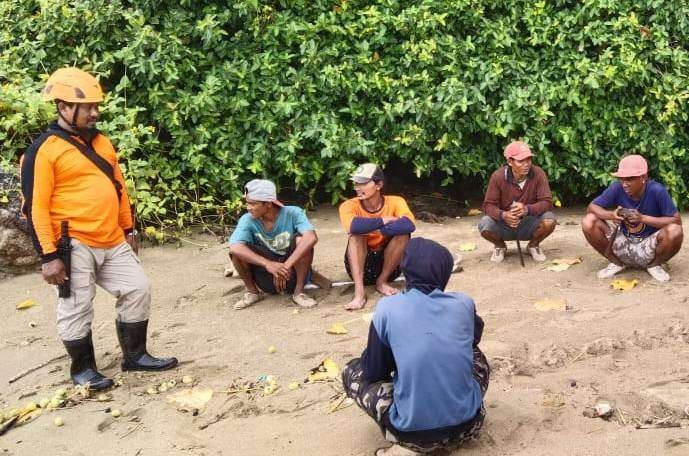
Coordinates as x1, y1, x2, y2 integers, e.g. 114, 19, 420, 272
42, 67, 104, 103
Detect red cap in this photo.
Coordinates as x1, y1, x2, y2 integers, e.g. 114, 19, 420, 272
611, 155, 648, 178
503, 141, 533, 160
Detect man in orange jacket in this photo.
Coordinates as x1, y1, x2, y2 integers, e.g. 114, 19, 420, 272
21, 68, 177, 390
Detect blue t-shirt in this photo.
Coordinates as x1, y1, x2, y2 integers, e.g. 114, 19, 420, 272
373, 289, 482, 432
592, 180, 678, 238
228, 206, 313, 256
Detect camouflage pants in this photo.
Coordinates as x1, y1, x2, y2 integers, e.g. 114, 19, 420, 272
342, 348, 490, 453
609, 227, 659, 268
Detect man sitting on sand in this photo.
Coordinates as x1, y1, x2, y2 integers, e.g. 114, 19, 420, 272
338, 164, 415, 310
342, 238, 489, 456
478, 140, 556, 263
581, 155, 683, 282
229, 179, 323, 309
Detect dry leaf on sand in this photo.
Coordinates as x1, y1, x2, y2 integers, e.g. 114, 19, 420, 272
611, 279, 638, 291
326, 322, 349, 335
306, 359, 340, 383
328, 393, 354, 413
16, 300, 37, 310
552, 257, 582, 265
458, 242, 476, 252
534, 298, 568, 311
546, 264, 571, 272
467, 209, 482, 216
167, 388, 213, 412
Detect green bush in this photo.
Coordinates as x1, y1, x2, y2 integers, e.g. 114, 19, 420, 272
2, 0, 689, 226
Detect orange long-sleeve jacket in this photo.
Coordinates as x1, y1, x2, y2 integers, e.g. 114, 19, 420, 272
20, 124, 133, 262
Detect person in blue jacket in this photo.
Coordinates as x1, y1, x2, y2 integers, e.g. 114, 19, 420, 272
342, 237, 489, 455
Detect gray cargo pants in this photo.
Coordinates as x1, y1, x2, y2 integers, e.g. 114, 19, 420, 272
56, 239, 151, 341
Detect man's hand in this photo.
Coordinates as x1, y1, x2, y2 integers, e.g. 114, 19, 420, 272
609, 207, 625, 224
381, 216, 399, 225
265, 261, 290, 278
621, 208, 642, 225
273, 274, 288, 294
126, 233, 139, 255
510, 202, 528, 218
42, 258, 67, 285
502, 210, 521, 228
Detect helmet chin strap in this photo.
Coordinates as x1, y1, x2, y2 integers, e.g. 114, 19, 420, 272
57, 103, 89, 137
70, 104, 80, 129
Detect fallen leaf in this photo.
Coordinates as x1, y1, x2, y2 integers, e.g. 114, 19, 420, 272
361, 312, 374, 324
306, 358, 340, 383
666, 437, 689, 448
467, 209, 482, 216
167, 388, 213, 412
546, 264, 571, 272
552, 257, 582, 265
326, 322, 349, 335
16, 300, 37, 310
534, 298, 568, 311
542, 392, 565, 407
611, 279, 638, 291
328, 393, 354, 413
458, 242, 476, 252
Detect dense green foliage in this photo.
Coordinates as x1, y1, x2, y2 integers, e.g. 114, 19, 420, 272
2, 0, 689, 225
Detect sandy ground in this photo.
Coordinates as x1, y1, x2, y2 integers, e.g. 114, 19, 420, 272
2, 207, 689, 456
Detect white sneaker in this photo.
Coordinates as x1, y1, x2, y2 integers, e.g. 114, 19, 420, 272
647, 265, 670, 282
528, 246, 546, 262
597, 263, 626, 279
451, 254, 463, 273
490, 247, 506, 263
375, 445, 423, 456
234, 292, 263, 310
292, 292, 317, 308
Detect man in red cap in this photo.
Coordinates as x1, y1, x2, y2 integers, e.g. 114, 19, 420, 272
582, 155, 683, 282
478, 141, 556, 263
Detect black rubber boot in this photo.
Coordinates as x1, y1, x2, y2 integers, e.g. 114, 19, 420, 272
116, 320, 178, 371
62, 333, 114, 391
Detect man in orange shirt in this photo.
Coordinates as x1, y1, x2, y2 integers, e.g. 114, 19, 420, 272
21, 68, 177, 390
339, 164, 415, 310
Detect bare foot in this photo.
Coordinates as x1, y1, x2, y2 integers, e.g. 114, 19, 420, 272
345, 294, 367, 310
375, 281, 398, 296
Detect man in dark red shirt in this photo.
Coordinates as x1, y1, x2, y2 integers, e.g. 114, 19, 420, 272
478, 141, 556, 263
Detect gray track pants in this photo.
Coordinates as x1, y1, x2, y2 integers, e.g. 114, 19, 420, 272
56, 239, 151, 341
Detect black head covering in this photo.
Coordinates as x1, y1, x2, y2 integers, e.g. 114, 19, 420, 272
401, 237, 453, 295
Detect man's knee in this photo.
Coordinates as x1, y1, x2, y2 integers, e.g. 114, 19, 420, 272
117, 274, 151, 321
581, 213, 599, 234
348, 234, 366, 244
540, 217, 556, 232
478, 217, 504, 244
477, 216, 497, 234
386, 233, 410, 246
663, 223, 684, 244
